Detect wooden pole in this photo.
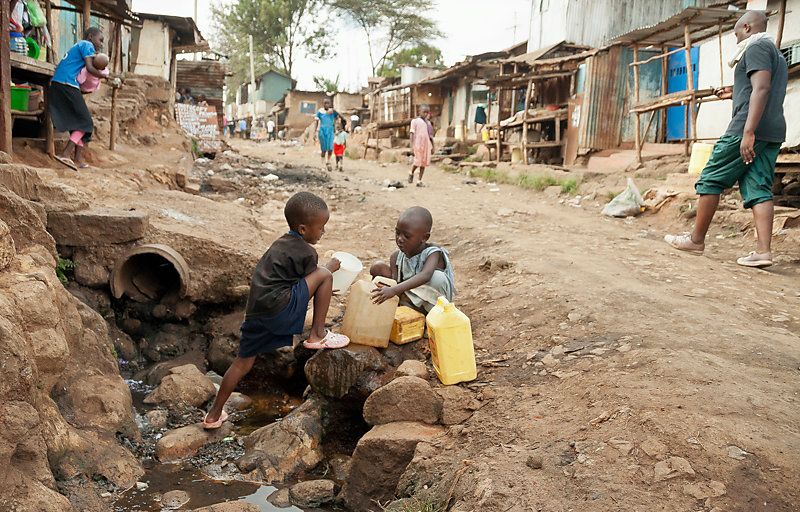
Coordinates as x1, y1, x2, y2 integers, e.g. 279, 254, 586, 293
718, 24, 724, 89
684, 23, 697, 153
659, 46, 668, 142
109, 86, 118, 150
44, 0, 54, 156
776, 0, 787, 48
1, 0, 12, 155
83, 0, 92, 33
633, 45, 642, 164
522, 80, 533, 164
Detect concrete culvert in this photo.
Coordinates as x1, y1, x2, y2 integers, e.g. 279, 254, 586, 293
111, 244, 189, 302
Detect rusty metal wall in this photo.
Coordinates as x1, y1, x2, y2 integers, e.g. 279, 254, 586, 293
176, 60, 226, 102
579, 46, 625, 150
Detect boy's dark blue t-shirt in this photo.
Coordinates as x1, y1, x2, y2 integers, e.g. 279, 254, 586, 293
725, 38, 788, 143
245, 233, 317, 318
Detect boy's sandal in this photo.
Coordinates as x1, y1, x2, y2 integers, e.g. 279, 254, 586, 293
303, 330, 350, 350
201, 410, 229, 430
55, 156, 78, 171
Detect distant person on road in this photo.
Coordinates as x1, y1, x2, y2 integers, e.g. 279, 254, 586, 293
202, 192, 349, 429
314, 98, 339, 171
49, 26, 106, 170
238, 118, 248, 139
665, 11, 787, 268
409, 105, 434, 187
267, 117, 276, 141
370, 206, 455, 313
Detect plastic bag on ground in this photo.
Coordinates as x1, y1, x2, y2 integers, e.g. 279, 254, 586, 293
602, 177, 644, 217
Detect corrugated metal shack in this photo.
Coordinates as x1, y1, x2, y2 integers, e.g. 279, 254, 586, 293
176, 59, 228, 128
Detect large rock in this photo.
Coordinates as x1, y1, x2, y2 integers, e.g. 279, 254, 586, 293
0, 185, 55, 258
304, 344, 388, 400
395, 360, 428, 380
47, 207, 149, 246
434, 386, 481, 425
237, 395, 325, 483
155, 423, 232, 461
192, 501, 260, 512
289, 479, 336, 508
341, 422, 444, 511
363, 376, 442, 426
0, 220, 15, 271
143, 364, 216, 407
52, 374, 138, 438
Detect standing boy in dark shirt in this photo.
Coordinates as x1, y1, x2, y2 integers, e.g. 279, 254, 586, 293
203, 192, 349, 429
665, 11, 787, 268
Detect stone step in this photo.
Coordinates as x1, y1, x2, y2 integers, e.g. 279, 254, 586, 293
47, 207, 149, 246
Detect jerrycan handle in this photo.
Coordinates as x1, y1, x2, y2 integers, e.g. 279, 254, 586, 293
372, 276, 397, 288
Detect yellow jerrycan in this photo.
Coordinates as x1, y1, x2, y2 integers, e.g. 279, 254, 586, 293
341, 276, 399, 348
425, 297, 477, 385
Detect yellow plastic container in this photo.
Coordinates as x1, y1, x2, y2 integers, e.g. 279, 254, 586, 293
390, 306, 425, 345
341, 277, 399, 348
425, 297, 476, 385
688, 142, 714, 175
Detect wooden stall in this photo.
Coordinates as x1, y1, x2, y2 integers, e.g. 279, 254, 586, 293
611, 8, 743, 163
486, 43, 592, 164
1, 0, 136, 156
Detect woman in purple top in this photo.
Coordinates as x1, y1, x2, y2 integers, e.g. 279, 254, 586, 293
49, 27, 105, 170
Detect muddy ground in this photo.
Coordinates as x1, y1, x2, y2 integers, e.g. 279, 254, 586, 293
10, 131, 799, 511
221, 139, 800, 512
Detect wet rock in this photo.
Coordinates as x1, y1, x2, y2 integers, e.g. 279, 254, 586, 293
206, 310, 244, 374
654, 456, 695, 481
363, 376, 442, 426
161, 489, 190, 509
267, 488, 291, 507
289, 479, 336, 508
342, 422, 444, 511
395, 360, 428, 380
305, 344, 387, 400
144, 352, 207, 386
142, 323, 197, 362
227, 392, 254, 411
328, 454, 352, 483
47, 207, 149, 246
192, 500, 260, 512
237, 395, 324, 483
108, 322, 139, 362
434, 386, 480, 425
145, 409, 169, 430
143, 364, 216, 408
155, 423, 232, 461
0, 219, 15, 270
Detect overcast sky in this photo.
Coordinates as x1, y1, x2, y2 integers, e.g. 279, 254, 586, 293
131, 0, 532, 91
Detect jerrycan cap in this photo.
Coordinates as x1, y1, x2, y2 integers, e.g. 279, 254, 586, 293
436, 296, 455, 311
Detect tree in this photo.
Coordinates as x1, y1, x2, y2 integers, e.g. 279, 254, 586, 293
313, 74, 341, 93
379, 43, 444, 78
212, 0, 331, 86
332, 0, 442, 76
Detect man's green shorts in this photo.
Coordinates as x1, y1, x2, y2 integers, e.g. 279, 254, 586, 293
695, 134, 781, 208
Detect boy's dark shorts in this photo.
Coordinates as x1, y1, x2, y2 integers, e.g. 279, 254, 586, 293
239, 279, 310, 358
694, 134, 781, 209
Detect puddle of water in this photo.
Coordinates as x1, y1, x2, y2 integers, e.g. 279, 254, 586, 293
234, 389, 304, 436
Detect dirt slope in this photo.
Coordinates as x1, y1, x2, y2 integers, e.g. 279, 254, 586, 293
230, 140, 800, 512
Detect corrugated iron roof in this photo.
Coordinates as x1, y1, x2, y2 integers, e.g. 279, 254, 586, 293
135, 13, 208, 52
62, 0, 138, 22
607, 7, 743, 47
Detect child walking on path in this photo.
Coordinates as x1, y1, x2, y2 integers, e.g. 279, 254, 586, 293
664, 11, 787, 268
203, 192, 349, 429
409, 106, 434, 187
333, 122, 348, 172
314, 99, 339, 171
370, 206, 455, 313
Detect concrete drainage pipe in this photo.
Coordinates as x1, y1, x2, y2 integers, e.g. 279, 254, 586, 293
110, 244, 190, 302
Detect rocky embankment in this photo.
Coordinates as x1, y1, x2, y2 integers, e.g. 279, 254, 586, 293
0, 160, 142, 511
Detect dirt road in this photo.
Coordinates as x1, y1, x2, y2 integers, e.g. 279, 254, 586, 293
230, 139, 800, 511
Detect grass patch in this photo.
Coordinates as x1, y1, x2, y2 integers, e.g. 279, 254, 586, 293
382, 498, 443, 512
560, 178, 579, 195
56, 257, 74, 285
